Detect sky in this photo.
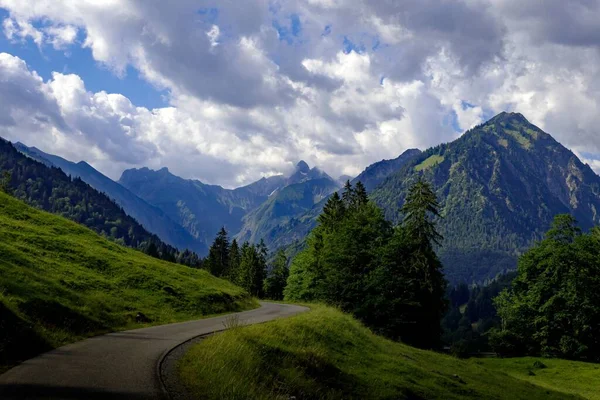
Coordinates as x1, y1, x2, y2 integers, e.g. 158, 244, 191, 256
1, 0, 600, 187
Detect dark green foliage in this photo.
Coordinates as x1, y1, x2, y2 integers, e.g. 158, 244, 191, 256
0, 170, 10, 193
206, 227, 230, 277
228, 239, 241, 281
286, 180, 448, 348
236, 241, 267, 297
0, 138, 203, 268
263, 249, 289, 300
493, 215, 600, 360
442, 272, 516, 354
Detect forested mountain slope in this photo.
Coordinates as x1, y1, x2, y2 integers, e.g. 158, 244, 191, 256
371, 112, 600, 283
13, 142, 203, 254
0, 138, 188, 262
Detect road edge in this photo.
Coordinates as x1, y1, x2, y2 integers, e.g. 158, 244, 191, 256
157, 302, 310, 400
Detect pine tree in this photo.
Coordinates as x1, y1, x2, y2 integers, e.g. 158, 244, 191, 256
342, 180, 354, 207
353, 181, 368, 208
206, 227, 230, 277
228, 239, 241, 282
399, 179, 447, 348
237, 242, 266, 297
401, 178, 443, 246
264, 249, 289, 300
318, 191, 345, 230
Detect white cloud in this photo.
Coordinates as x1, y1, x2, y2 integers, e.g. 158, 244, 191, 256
1, 0, 600, 184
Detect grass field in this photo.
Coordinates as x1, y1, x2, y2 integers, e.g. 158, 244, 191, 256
476, 357, 600, 400
0, 191, 256, 371
179, 305, 586, 400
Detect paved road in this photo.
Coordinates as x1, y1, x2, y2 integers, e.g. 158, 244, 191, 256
0, 302, 308, 399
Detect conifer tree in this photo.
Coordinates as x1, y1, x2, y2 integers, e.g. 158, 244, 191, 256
354, 181, 368, 208
206, 227, 230, 277
318, 191, 345, 230
228, 239, 241, 282
400, 179, 447, 347
342, 180, 354, 207
264, 249, 289, 300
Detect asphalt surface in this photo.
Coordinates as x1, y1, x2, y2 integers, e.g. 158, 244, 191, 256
0, 302, 308, 400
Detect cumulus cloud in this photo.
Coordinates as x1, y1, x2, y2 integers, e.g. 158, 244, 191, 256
0, 0, 600, 184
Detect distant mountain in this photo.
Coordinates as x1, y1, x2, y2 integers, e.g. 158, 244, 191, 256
351, 149, 422, 191
0, 138, 187, 260
241, 150, 421, 252
371, 112, 600, 283
119, 167, 288, 251
13, 143, 204, 254
235, 161, 340, 245
286, 160, 333, 185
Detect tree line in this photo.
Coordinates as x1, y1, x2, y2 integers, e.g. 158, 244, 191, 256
442, 214, 600, 361
203, 227, 289, 300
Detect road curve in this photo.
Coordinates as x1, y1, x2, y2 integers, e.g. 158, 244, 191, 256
0, 302, 308, 400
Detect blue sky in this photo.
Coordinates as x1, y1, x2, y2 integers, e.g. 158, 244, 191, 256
0, 9, 166, 109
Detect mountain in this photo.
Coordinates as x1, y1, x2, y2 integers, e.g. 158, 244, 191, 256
0, 138, 190, 261
351, 148, 422, 191
119, 167, 288, 251
235, 165, 340, 245
370, 112, 600, 283
13, 143, 203, 254
244, 149, 423, 253
286, 160, 333, 185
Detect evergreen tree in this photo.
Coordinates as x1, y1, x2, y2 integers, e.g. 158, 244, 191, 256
318, 191, 345, 231
491, 215, 600, 360
401, 178, 443, 246
228, 239, 241, 282
353, 181, 368, 208
206, 227, 230, 277
342, 180, 354, 207
398, 179, 447, 347
237, 242, 266, 297
263, 249, 289, 300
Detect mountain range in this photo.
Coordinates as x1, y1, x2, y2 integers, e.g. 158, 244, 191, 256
13, 143, 204, 254
9, 112, 600, 284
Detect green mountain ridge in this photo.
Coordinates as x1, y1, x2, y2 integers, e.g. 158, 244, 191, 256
371, 112, 600, 283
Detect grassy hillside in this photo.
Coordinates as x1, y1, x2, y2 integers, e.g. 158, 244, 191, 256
179, 305, 582, 400
0, 191, 256, 371
478, 357, 600, 400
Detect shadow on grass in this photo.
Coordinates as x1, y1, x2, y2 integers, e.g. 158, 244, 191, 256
0, 302, 52, 370
18, 299, 107, 335
0, 384, 151, 400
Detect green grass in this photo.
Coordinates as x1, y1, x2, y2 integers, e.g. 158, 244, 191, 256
179, 305, 579, 400
415, 154, 445, 171
0, 191, 257, 371
476, 357, 600, 400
